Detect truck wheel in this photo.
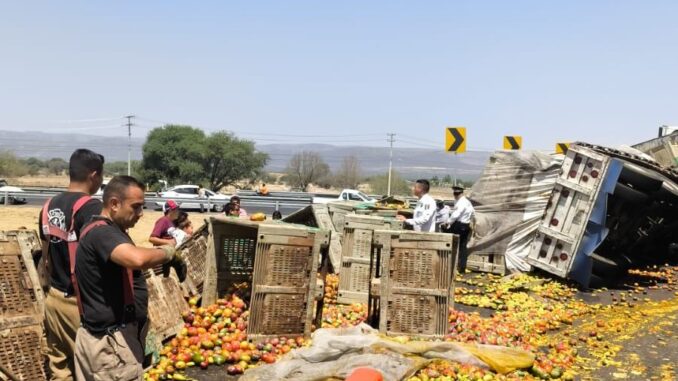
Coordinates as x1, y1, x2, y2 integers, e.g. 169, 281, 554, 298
613, 183, 649, 204
618, 170, 663, 192
213, 203, 224, 213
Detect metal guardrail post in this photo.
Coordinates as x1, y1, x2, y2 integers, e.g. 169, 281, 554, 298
4, 191, 8, 206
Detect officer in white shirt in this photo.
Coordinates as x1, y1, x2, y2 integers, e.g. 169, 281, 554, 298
396, 179, 436, 232
444, 186, 475, 272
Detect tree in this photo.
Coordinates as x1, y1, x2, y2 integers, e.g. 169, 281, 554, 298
285, 151, 330, 192
442, 174, 452, 185
203, 131, 268, 190
367, 171, 410, 196
105, 160, 142, 177
0, 151, 29, 177
140, 125, 268, 191
22, 157, 47, 175
431, 175, 440, 186
141, 125, 206, 187
46, 158, 69, 175
333, 155, 362, 189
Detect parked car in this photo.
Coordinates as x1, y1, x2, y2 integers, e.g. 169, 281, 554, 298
0, 185, 27, 205
155, 185, 230, 212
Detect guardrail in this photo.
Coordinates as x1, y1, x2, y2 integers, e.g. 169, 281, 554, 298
0, 190, 313, 210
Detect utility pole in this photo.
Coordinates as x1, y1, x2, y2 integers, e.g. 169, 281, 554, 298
125, 115, 135, 176
387, 133, 396, 196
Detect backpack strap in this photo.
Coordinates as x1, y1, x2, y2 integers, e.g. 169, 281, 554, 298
78, 219, 136, 322
74, 219, 108, 316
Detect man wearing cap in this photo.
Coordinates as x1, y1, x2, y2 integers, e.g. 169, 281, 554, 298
149, 200, 180, 246
446, 186, 475, 273
396, 179, 436, 232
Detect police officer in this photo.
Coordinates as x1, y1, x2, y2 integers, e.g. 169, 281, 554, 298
39, 149, 104, 381
73, 176, 186, 380
396, 179, 436, 232
445, 186, 475, 273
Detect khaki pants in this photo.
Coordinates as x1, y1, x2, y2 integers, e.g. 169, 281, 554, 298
74, 323, 145, 381
45, 288, 80, 381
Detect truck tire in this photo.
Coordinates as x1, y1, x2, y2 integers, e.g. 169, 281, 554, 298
588, 273, 609, 289
618, 169, 663, 193
613, 183, 649, 204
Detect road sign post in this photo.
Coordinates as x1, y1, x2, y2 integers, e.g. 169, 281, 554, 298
445, 127, 466, 153
503, 136, 522, 150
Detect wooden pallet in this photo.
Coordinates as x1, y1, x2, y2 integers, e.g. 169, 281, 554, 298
466, 253, 506, 275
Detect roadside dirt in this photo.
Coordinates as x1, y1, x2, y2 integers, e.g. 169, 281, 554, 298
0, 205, 184, 247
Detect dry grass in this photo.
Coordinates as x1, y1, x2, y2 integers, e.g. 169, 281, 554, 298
6, 175, 70, 188
0, 206, 216, 248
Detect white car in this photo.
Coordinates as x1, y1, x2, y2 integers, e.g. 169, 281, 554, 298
0, 185, 27, 205
313, 189, 377, 204
155, 185, 230, 212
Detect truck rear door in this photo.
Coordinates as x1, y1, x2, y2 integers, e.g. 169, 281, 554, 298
526, 145, 612, 278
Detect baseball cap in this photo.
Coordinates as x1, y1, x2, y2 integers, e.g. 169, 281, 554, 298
164, 200, 179, 213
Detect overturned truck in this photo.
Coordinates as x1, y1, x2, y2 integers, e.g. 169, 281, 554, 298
524, 143, 678, 288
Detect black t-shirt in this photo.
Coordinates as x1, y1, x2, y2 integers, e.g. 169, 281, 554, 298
75, 218, 149, 333
38, 192, 103, 294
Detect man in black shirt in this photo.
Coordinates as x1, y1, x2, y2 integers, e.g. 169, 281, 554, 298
73, 176, 185, 380
39, 149, 104, 381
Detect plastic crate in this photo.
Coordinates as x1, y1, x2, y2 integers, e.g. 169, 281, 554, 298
177, 222, 209, 296
467, 253, 506, 275
201, 218, 262, 306
144, 269, 189, 347
368, 230, 457, 339
0, 231, 44, 328
282, 205, 343, 272
0, 230, 47, 381
337, 215, 403, 304
247, 224, 329, 341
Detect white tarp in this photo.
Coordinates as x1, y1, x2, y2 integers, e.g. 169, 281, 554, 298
240, 324, 534, 381
468, 151, 563, 272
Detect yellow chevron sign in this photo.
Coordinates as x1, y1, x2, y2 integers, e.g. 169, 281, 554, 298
503, 136, 522, 150
445, 127, 466, 153
556, 142, 570, 154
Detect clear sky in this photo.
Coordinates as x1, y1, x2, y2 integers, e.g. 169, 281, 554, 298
2, 1, 677, 152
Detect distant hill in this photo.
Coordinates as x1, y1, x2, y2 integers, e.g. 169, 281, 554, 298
0, 130, 490, 179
